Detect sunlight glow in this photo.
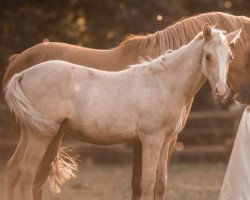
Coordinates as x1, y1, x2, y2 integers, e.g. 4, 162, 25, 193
175, 141, 185, 152
224, 1, 232, 9
156, 15, 163, 21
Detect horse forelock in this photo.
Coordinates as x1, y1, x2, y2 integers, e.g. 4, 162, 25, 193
119, 12, 248, 63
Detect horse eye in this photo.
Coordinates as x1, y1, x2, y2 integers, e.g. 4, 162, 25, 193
205, 54, 211, 61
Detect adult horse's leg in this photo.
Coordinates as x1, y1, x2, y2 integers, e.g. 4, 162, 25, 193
4, 125, 27, 200
140, 132, 165, 200
131, 140, 142, 200
15, 127, 54, 200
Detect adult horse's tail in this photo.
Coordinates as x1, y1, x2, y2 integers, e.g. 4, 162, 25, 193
34, 141, 79, 193
4, 72, 79, 193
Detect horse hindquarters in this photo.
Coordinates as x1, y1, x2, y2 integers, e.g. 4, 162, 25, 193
4, 72, 60, 200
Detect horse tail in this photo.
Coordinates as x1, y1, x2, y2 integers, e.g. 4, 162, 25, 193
34, 129, 79, 194
4, 72, 58, 135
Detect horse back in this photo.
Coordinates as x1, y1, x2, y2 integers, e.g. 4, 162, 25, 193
2, 42, 123, 88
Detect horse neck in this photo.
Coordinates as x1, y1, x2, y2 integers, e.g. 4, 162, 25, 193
164, 39, 206, 103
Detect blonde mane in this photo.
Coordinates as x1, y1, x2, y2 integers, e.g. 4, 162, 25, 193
128, 53, 168, 74
120, 12, 247, 62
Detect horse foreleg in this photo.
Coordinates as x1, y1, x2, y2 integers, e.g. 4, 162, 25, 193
131, 140, 142, 200
4, 125, 27, 200
154, 136, 175, 200
140, 132, 165, 200
15, 128, 54, 200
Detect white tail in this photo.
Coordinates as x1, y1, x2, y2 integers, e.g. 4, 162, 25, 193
4, 72, 58, 135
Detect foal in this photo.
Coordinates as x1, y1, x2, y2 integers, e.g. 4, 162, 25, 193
4, 25, 241, 200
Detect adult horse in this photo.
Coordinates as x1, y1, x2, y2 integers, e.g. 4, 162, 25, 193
2, 12, 250, 199
4, 25, 241, 200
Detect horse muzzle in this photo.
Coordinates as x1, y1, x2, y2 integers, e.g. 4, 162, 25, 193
214, 85, 229, 101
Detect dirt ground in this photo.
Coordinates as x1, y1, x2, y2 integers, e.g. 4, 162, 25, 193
0, 161, 226, 200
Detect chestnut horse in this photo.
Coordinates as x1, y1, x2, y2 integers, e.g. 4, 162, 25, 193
2, 12, 250, 199
4, 26, 241, 200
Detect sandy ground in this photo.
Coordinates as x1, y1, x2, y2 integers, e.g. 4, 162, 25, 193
0, 161, 226, 200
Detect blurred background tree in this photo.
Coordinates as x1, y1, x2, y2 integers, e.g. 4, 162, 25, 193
0, 0, 249, 110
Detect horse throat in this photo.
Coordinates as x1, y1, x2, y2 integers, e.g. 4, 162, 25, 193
169, 41, 206, 103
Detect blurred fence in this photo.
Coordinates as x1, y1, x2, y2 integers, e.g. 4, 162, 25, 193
173, 107, 243, 162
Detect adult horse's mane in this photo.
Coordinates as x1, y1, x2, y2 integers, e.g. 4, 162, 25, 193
120, 12, 248, 62
128, 31, 204, 74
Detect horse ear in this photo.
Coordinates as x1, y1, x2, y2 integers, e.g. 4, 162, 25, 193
226, 29, 242, 45
203, 24, 212, 42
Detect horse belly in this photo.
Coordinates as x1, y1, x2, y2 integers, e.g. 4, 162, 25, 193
63, 119, 138, 145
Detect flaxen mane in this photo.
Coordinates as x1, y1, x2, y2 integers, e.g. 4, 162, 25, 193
129, 53, 168, 74
120, 12, 247, 62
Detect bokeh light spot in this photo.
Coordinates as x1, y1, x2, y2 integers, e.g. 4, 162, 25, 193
156, 15, 163, 21
224, 1, 232, 8
175, 141, 185, 152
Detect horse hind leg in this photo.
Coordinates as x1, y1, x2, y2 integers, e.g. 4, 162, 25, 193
15, 127, 56, 200
33, 127, 65, 200
4, 125, 28, 200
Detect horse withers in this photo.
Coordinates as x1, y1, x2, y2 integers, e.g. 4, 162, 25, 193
4, 25, 241, 200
